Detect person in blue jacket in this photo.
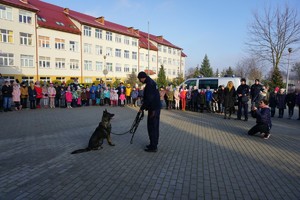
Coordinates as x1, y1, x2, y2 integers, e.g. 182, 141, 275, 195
248, 98, 272, 139
138, 71, 161, 152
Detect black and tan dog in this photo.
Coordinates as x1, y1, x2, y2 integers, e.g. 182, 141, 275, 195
71, 109, 115, 154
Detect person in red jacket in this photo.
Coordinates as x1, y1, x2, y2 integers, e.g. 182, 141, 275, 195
34, 81, 43, 108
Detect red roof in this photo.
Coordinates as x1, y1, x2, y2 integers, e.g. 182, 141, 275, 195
30, 0, 81, 34
0, 0, 39, 12
139, 34, 158, 51
140, 31, 181, 50
67, 9, 139, 38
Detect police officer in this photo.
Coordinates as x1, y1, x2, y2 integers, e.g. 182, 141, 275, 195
138, 71, 161, 152
236, 78, 250, 121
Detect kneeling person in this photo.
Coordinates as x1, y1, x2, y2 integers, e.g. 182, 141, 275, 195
248, 99, 272, 139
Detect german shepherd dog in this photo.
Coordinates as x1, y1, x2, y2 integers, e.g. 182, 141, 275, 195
71, 109, 115, 154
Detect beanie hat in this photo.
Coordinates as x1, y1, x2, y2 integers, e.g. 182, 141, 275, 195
274, 87, 279, 92
138, 71, 147, 79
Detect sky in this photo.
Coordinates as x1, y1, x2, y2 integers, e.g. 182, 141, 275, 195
44, 0, 300, 72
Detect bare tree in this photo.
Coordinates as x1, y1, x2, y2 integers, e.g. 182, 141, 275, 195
246, 4, 300, 70
292, 62, 300, 80
235, 57, 263, 81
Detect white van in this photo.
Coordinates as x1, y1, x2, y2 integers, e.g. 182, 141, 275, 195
180, 76, 241, 90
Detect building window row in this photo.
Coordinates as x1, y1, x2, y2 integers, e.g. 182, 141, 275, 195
19, 10, 32, 24
0, 53, 14, 66
0, 5, 13, 20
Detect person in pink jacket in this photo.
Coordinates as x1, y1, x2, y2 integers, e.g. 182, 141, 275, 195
12, 81, 21, 111
48, 83, 56, 108
65, 86, 73, 108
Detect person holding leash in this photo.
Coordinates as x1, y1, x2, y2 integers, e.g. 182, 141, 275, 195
137, 71, 161, 152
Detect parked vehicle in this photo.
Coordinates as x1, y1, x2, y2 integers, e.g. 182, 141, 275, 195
180, 76, 241, 90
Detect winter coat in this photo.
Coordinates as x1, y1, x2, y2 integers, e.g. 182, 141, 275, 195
174, 90, 180, 101
131, 90, 139, 99
12, 85, 21, 102
296, 93, 300, 106
28, 86, 36, 101
197, 92, 206, 105
42, 86, 48, 99
205, 90, 213, 102
191, 89, 198, 103
140, 76, 161, 111
276, 93, 286, 109
65, 91, 72, 103
2, 84, 13, 98
285, 92, 296, 107
34, 85, 43, 99
125, 86, 132, 97
48, 86, 56, 98
268, 92, 277, 108
104, 90, 110, 98
236, 84, 250, 102
250, 83, 263, 103
224, 87, 236, 108
167, 90, 174, 101
217, 88, 225, 104
95, 90, 101, 99
253, 107, 272, 129
180, 90, 187, 100
81, 91, 87, 101
90, 85, 97, 100
20, 86, 28, 98
55, 86, 61, 98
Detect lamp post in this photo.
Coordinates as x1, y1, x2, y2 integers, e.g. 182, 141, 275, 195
103, 55, 108, 87
286, 48, 292, 93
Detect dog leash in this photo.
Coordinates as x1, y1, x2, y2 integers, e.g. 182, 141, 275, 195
111, 111, 144, 144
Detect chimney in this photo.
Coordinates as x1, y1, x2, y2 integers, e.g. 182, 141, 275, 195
20, 0, 28, 4
134, 29, 139, 35
127, 27, 134, 33
157, 35, 163, 41
63, 8, 70, 14
95, 16, 105, 25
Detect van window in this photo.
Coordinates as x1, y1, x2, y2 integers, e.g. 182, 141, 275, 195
184, 79, 197, 89
199, 79, 218, 90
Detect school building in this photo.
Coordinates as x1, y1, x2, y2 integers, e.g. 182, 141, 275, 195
0, 0, 187, 84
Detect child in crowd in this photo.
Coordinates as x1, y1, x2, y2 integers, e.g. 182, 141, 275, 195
174, 86, 180, 110
20, 82, 28, 109
42, 83, 49, 108
12, 81, 22, 111
104, 87, 110, 106
212, 89, 219, 113
71, 87, 78, 107
119, 90, 126, 106
60, 87, 66, 108
28, 82, 36, 109
131, 87, 139, 107
81, 88, 88, 106
65, 86, 72, 108
100, 88, 104, 106
48, 83, 56, 108
110, 89, 118, 106
95, 87, 101, 105
76, 86, 82, 107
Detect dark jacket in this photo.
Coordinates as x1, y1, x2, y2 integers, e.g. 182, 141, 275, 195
285, 92, 296, 107
253, 107, 272, 129
224, 87, 236, 108
28, 87, 37, 101
276, 93, 286, 109
236, 84, 250, 102
2, 85, 13, 98
55, 85, 61, 98
250, 83, 263, 103
269, 92, 277, 108
218, 88, 225, 104
140, 76, 161, 111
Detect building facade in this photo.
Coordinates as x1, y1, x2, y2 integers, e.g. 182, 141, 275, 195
0, 0, 186, 84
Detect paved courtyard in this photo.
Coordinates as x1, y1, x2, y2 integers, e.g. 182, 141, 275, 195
0, 106, 299, 200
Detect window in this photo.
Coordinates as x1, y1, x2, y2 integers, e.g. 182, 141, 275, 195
84, 43, 92, 54
56, 77, 65, 82
140, 53, 144, 61
22, 76, 34, 83
20, 55, 34, 67
106, 31, 112, 41
163, 46, 167, 53
115, 63, 122, 72
0, 29, 13, 43
173, 49, 176, 55
124, 36, 130, 45
95, 29, 102, 39
132, 38, 137, 46
40, 77, 51, 83
106, 47, 113, 57
70, 59, 79, 70
163, 57, 167, 64
38, 36, 50, 48
55, 38, 65, 50
20, 32, 32, 45
0, 5, 13, 20
124, 50, 129, 59
132, 52, 137, 60
158, 56, 162, 64
84, 78, 92, 83
145, 54, 149, 62
19, 10, 32, 24
168, 47, 171, 54
69, 41, 78, 52
84, 60, 92, 71
124, 65, 130, 72
115, 49, 121, 57
55, 58, 65, 69
37, 16, 46, 22
95, 45, 103, 55
168, 58, 172, 65
84, 26, 91, 37
106, 62, 113, 72
0, 53, 14, 66
132, 65, 137, 73
115, 34, 121, 43
152, 55, 156, 62
158, 45, 162, 52
56, 22, 64, 26
96, 61, 103, 71
39, 56, 50, 68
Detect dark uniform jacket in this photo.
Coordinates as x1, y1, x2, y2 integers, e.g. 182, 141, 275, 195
140, 76, 161, 111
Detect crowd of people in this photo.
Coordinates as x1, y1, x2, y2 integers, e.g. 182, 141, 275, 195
1, 73, 300, 122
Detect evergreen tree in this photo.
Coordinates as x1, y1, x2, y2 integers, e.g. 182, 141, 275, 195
200, 54, 213, 77
268, 66, 284, 90
172, 72, 185, 86
226, 66, 234, 76
215, 68, 219, 77
193, 65, 201, 77
157, 65, 168, 88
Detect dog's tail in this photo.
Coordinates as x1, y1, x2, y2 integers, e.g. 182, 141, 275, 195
71, 148, 90, 154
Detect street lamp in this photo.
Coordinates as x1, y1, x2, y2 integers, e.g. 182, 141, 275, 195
286, 48, 292, 93
103, 55, 108, 87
